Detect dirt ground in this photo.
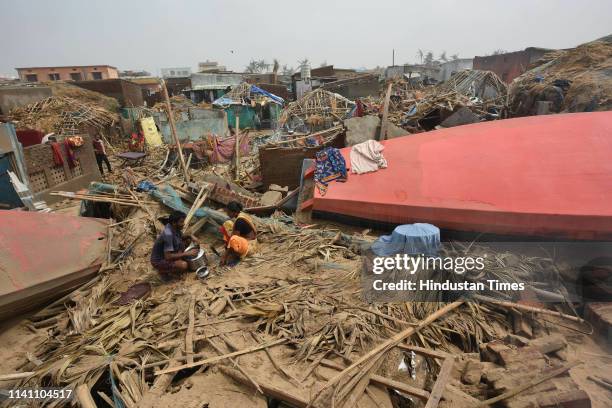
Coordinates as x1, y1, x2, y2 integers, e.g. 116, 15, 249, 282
1, 209, 611, 408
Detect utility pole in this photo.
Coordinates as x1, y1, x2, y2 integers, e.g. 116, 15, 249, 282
392, 49, 395, 66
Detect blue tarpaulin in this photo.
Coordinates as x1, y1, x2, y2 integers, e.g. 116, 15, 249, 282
371, 223, 440, 257
213, 85, 284, 107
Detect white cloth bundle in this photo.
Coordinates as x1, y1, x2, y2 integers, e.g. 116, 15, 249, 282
350, 140, 388, 174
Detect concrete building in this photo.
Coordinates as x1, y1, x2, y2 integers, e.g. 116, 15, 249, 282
291, 65, 361, 100
161, 67, 192, 78
385, 64, 440, 83
438, 59, 473, 82
187, 72, 243, 103
473, 48, 551, 83
198, 61, 227, 73
321, 74, 381, 99
15, 65, 118, 83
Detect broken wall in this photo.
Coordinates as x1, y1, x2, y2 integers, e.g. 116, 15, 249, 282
23, 135, 100, 204
157, 109, 228, 143
0, 86, 52, 115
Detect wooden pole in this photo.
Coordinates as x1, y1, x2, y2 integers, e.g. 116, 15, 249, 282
234, 117, 240, 180
160, 79, 189, 182
380, 82, 393, 141
317, 301, 463, 402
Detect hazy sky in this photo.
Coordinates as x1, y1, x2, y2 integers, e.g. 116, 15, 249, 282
1, 0, 610, 77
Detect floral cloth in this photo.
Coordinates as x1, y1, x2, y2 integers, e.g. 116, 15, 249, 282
314, 147, 347, 195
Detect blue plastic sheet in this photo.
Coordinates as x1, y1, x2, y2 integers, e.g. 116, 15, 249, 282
213, 85, 284, 107
149, 185, 229, 225
371, 223, 440, 257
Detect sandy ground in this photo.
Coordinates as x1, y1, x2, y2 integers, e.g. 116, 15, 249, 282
1, 210, 610, 407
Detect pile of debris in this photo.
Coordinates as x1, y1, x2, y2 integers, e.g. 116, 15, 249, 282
8, 95, 119, 135
509, 37, 612, 116
279, 88, 355, 132
152, 94, 195, 121
387, 70, 508, 131
48, 82, 120, 112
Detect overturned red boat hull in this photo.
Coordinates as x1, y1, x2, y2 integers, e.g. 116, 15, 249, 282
311, 112, 612, 240
0, 212, 108, 321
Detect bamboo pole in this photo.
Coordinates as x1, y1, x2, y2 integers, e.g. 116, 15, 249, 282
316, 301, 464, 405
234, 117, 240, 180
160, 79, 189, 183
75, 384, 96, 408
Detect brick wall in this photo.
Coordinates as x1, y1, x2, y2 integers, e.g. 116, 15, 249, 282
23, 135, 100, 203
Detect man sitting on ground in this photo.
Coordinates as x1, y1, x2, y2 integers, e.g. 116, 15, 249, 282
220, 201, 258, 266
150, 211, 198, 279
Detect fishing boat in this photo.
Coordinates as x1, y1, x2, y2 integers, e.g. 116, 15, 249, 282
302, 112, 612, 240
0, 211, 108, 321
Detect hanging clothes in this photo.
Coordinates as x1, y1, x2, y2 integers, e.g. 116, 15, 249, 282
350, 140, 388, 174
50, 142, 64, 166
314, 147, 347, 195
64, 140, 77, 168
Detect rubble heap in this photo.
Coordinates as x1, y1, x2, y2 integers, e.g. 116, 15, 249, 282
280, 88, 355, 131
8, 96, 119, 135
509, 37, 612, 116
388, 70, 508, 131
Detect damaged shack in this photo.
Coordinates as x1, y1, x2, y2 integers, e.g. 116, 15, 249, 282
213, 83, 284, 129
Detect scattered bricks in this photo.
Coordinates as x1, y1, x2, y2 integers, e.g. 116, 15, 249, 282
505, 334, 532, 347
497, 347, 545, 367
504, 397, 539, 408
512, 310, 533, 338
483, 340, 513, 363
536, 389, 591, 408
260, 190, 282, 206
461, 360, 483, 385
441, 384, 481, 408
530, 335, 567, 354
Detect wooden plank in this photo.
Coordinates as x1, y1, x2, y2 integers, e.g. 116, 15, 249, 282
185, 297, 195, 364
424, 357, 454, 408
317, 358, 430, 401
154, 338, 287, 376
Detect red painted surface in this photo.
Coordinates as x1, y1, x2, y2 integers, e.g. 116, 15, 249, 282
16, 129, 44, 147
313, 112, 612, 239
0, 212, 108, 319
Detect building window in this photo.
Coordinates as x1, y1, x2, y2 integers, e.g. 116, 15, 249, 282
70, 73, 82, 81
25, 74, 38, 82
170, 70, 175, 75
48, 73, 60, 81
91, 72, 103, 80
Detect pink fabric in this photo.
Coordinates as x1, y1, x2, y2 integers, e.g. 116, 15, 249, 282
207, 133, 250, 164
